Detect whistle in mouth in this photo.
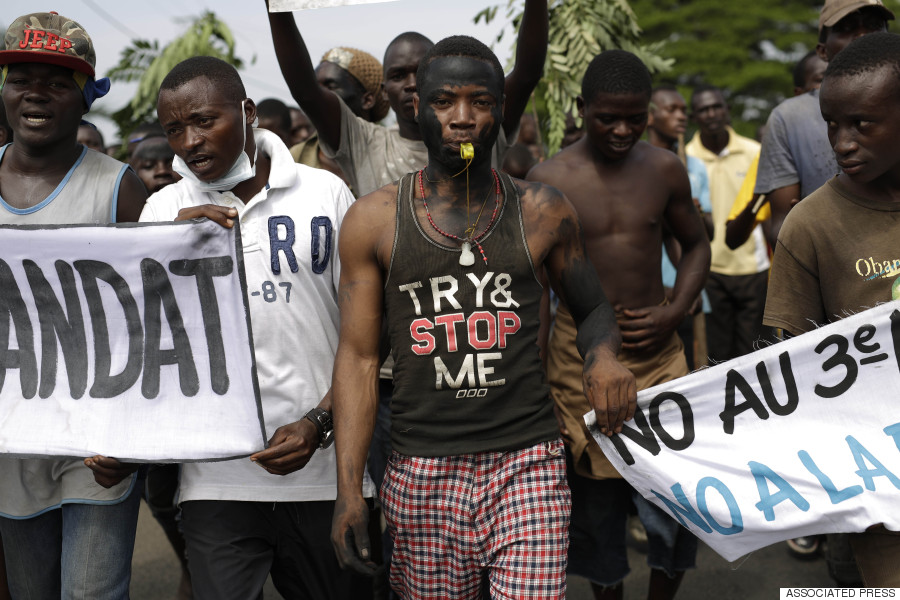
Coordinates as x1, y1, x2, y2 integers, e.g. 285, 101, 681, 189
460, 143, 474, 160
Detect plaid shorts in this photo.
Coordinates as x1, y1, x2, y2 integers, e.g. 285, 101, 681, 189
381, 438, 571, 599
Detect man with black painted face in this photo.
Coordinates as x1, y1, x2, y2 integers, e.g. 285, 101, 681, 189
330, 35, 636, 599
529, 51, 709, 600
265, 0, 547, 197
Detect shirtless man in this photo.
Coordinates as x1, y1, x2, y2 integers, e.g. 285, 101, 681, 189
528, 50, 710, 600
647, 84, 712, 368
330, 36, 636, 599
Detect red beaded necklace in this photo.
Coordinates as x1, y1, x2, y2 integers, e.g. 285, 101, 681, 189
417, 168, 501, 266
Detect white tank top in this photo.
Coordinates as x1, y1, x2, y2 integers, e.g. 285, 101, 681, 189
0, 143, 135, 517
0, 144, 126, 224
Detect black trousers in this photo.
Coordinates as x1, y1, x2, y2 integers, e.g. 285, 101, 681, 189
704, 270, 769, 364
182, 499, 373, 600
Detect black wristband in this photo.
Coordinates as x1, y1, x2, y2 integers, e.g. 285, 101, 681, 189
304, 407, 334, 449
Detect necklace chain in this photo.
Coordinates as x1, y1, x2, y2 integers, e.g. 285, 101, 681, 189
417, 168, 501, 265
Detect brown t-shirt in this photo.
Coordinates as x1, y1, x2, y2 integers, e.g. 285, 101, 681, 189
764, 177, 900, 335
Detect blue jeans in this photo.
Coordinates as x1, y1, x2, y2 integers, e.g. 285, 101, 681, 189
0, 479, 141, 600
566, 453, 697, 586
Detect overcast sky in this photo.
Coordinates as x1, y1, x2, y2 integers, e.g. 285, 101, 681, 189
3, 0, 512, 142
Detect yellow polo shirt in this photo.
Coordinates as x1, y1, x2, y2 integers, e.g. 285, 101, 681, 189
686, 127, 768, 276
727, 154, 771, 223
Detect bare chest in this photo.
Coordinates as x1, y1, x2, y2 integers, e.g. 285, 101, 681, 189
568, 181, 670, 240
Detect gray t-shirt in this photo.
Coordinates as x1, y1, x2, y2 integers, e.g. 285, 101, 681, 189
754, 90, 838, 199
321, 98, 514, 198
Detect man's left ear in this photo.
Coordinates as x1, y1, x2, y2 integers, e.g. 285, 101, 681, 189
361, 90, 376, 112
413, 93, 420, 121
244, 98, 258, 126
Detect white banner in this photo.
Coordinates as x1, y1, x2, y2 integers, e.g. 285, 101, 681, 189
0, 220, 265, 462
269, 0, 397, 11
588, 302, 900, 562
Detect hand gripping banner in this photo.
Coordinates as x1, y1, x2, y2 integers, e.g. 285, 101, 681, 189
0, 220, 264, 462
588, 302, 900, 561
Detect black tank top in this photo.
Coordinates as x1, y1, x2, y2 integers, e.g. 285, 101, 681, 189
384, 171, 557, 456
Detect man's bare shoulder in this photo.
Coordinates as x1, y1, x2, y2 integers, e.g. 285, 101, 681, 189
512, 176, 571, 213
342, 182, 398, 252
632, 140, 684, 172
511, 176, 579, 248
526, 143, 589, 186
349, 182, 397, 219
509, 175, 579, 263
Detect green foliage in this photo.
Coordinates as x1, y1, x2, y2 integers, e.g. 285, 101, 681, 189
477, 0, 672, 154
106, 11, 245, 144
628, 0, 900, 137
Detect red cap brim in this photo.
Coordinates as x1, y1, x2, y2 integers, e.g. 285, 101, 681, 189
0, 49, 95, 78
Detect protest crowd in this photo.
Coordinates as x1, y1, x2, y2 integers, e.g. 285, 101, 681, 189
0, 0, 898, 597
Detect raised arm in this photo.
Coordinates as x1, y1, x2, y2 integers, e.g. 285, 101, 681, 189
502, 0, 548, 137
330, 193, 390, 575
265, 3, 343, 150
541, 187, 636, 435
725, 193, 767, 250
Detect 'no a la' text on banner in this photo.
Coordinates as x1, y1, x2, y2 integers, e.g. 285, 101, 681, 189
0, 220, 265, 462
269, 0, 397, 11
587, 302, 900, 562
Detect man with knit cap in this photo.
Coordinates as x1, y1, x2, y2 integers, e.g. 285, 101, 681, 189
290, 46, 390, 192
318, 46, 390, 125
0, 10, 147, 599
266, 0, 548, 197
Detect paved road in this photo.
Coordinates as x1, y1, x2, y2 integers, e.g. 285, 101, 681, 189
131, 503, 836, 599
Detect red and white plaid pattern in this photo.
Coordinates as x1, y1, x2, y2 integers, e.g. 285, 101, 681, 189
381, 439, 571, 599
